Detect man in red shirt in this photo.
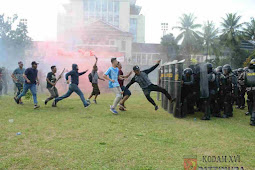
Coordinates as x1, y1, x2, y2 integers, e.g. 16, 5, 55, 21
118, 62, 132, 111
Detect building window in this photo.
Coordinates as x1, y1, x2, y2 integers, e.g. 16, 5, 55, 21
121, 41, 126, 51
83, 0, 119, 27
130, 18, 137, 42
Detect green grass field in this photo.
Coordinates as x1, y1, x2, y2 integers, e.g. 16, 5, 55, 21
0, 93, 255, 169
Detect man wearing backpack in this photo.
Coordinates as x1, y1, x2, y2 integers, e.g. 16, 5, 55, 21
88, 57, 105, 104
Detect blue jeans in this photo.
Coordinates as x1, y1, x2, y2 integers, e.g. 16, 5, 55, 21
15, 83, 23, 96
55, 84, 88, 107
17, 83, 38, 104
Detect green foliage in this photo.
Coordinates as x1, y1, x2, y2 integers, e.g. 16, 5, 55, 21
173, 13, 202, 62
243, 50, 255, 67
0, 14, 32, 62
243, 17, 255, 40
161, 33, 179, 60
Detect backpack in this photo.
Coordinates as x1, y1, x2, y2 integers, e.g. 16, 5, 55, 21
88, 73, 93, 83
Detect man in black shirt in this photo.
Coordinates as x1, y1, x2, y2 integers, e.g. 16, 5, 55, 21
124, 60, 174, 111
14, 61, 40, 109
45, 66, 59, 106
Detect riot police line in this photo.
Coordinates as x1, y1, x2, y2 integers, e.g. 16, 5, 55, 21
158, 59, 255, 126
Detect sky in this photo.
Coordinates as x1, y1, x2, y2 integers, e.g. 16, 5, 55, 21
0, 0, 254, 43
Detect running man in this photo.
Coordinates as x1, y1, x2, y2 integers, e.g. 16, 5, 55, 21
124, 60, 175, 110
88, 57, 105, 104
53, 64, 90, 108
11, 61, 25, 104
117, 62, 132, 111
14, 61, 40, 109
103, 58, 122, 114
45, 66, 60, 106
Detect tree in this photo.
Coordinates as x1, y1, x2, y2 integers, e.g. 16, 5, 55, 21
220, 13, 244, 67
243, 17, 255, 40
200, 21, 220, 61
161, 33, 179, 60
0, 14, 32, 64
173, 13, 202, 64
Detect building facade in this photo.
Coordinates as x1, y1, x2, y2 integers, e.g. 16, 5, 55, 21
57, 0, 145, 43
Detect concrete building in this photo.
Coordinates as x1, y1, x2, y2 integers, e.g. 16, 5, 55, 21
57, 0, 145, 43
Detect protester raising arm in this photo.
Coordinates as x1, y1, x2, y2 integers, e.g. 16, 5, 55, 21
143, 60, 161, 74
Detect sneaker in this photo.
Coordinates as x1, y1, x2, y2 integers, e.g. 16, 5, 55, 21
34, 105, 40, 109
119, 107, 126, 111
155, 105, 159, 111
19, 102, 24, 105
86, 100, 91, 104
14, 97, 20, 104
245, 112, 250, 116
240, 106, 245, 110
85, 103, 91, 108
93, 99, 97, 104
45, 100, 48, 105
118, 103, 125, 109
110, 106, 118, 115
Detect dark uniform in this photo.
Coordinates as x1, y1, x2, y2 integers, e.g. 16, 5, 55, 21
236, 68, 245, 109
243, 59, 255, 126
200, 63, 216, 120
181, 68, 194, 116
222, 64, 237, 118
215, 66, 225, 113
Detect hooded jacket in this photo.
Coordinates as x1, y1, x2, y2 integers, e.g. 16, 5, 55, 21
65, 64, 87, 85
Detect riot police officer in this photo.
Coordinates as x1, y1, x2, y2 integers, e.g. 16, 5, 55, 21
215, 66, 225, 113
207, 63, 220, 118
222, 64, 237, 118
243, 59, 255, 126
200, 63, 217, 120
181, 68, 195, 116
237, 68, 245, 109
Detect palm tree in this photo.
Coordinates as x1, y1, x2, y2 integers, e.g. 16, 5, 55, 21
220, 13, 243, 48
200, 21, 219, 61
220, 13, 243, 66
243, 17, 255, 40
173, 13, 202, 64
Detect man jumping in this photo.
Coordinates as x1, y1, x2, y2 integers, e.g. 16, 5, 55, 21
124, 60, 175, 110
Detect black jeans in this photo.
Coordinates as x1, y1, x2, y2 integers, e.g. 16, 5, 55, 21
143, 84, 172, 106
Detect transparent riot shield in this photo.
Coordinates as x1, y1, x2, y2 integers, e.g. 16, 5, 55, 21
168, 63, 175, 114
163, 65, 169, 111
174, 60, 185, 118
161, 65, 165, 108
199, 63, 209, 99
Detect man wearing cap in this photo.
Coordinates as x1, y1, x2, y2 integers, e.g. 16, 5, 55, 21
11, 61, 25, 104
124, 60, 175, 111
14, 61, 40, 109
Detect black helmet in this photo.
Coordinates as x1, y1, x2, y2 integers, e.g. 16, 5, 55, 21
216, 66, 222, 73
237, 68, 243, 73
222, 64, 232, 75
183, 68, 193, 75
207, 63, 213, 73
